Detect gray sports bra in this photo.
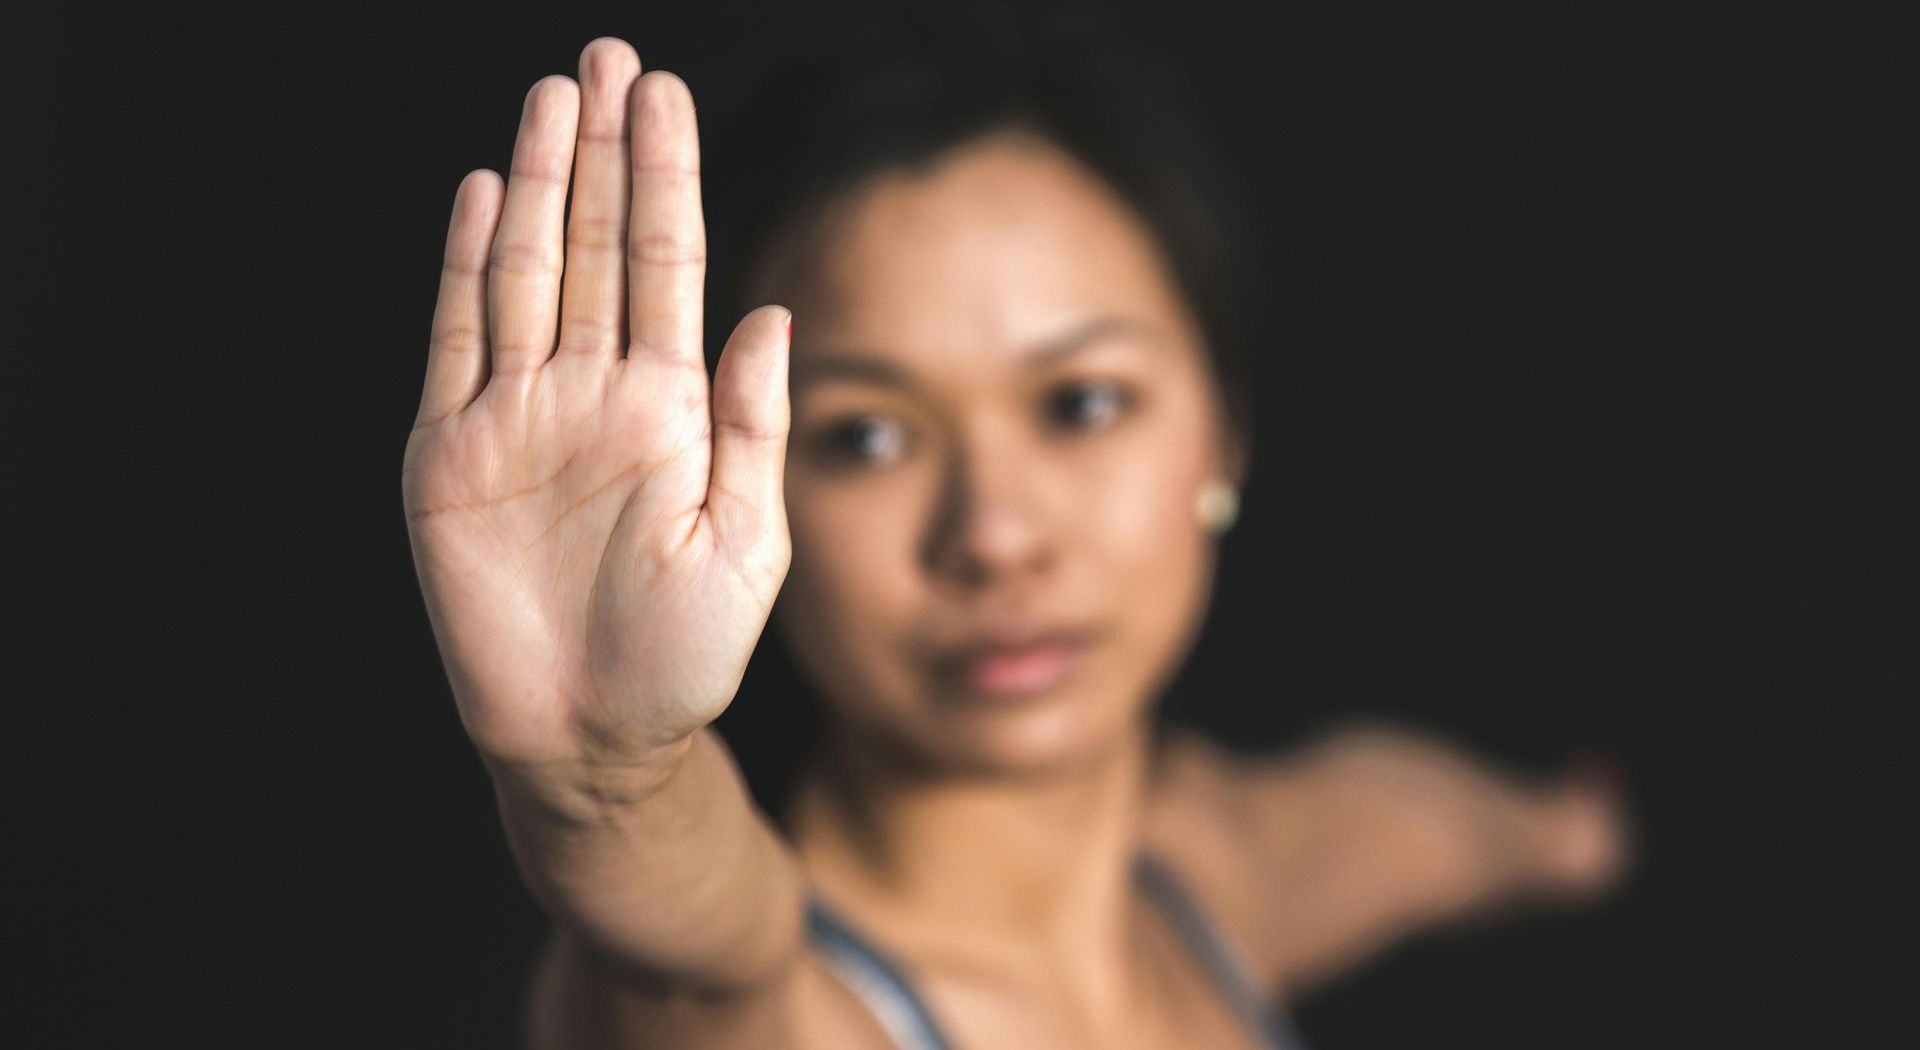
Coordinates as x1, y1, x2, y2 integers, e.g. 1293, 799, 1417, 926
805, 852, 1312, 1050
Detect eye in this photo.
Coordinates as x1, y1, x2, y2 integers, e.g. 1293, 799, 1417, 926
1046, 379, 1134, 432
815, 414, 908, 467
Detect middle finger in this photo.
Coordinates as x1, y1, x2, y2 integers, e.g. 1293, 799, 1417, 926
556, 38, 642, 361
626, 70, 706, 367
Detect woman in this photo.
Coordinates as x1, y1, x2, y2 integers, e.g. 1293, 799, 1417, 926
401, 18, 1627, 1048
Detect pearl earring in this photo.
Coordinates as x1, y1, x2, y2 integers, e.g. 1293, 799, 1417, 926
1196, 479, 1240, 534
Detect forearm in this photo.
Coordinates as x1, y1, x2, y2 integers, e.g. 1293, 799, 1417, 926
1254, 725, 1627, 994
489, 727, 806, 995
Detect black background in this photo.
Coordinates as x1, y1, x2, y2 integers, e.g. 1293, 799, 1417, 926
20, 2, 1911, 1047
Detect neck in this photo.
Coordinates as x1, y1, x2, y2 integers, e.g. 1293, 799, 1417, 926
788, 714, 1166, 969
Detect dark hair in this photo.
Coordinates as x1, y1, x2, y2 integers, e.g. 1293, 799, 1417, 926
699, 3, 1266, 818
700, 2, 1261, 456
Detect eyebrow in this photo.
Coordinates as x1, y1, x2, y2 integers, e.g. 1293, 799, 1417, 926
790, 314, 1164, 390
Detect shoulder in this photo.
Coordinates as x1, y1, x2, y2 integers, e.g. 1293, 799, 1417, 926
1140, 726, 1307, 996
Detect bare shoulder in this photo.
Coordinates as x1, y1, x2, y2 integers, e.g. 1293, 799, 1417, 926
1144, 722, 1625, 996
1141, 723, 1454, 995
1139, 726, 1311, 995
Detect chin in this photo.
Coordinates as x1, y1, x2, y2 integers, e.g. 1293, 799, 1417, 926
899, 680, 1146, 781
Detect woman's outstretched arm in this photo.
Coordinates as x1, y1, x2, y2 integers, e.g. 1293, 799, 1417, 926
1160, 725, 1630, 1002
508, 729, 809, 1047
400, 36, 805, 1034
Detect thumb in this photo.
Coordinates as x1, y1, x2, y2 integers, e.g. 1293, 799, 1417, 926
707, 304, 792, 564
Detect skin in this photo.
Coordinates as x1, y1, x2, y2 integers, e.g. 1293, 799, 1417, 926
771, 126, 1234, 780
401, 37, 1628, 1049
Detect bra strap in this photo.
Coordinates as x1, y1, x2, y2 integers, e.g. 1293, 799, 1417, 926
806, 896, 956, 1050
1132, 853, 1314, 1050
804, 857, 1312, 1050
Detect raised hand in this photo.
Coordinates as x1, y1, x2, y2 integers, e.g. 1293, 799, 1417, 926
401, 39, 792, 791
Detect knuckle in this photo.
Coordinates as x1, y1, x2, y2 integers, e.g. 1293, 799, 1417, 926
566, 216, 627, 252
632, 161, 701, 184
624, 337, 707, 369
429, 325, 485, 355
490, 337, 551, 368
714, 417, 783, 444
490, 240, 562, 277
626, 233, 705, 268
558, 317, 620, 355
506, 161, 569, 187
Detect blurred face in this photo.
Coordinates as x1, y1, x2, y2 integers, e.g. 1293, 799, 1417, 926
767, 130, 1242, 778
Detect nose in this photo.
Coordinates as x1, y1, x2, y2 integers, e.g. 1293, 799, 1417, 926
923, 423, 1058, 590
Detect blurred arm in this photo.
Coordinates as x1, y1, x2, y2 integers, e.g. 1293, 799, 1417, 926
497, 728, 809, 1048
1225, 724, 1629, 998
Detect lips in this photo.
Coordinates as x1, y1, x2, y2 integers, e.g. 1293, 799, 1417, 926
929, 627, 1095, 698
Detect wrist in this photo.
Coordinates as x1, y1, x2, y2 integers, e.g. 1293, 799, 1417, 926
483, 733, 697, 827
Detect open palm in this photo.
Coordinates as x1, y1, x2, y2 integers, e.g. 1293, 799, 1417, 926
401, 39, 790, 776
